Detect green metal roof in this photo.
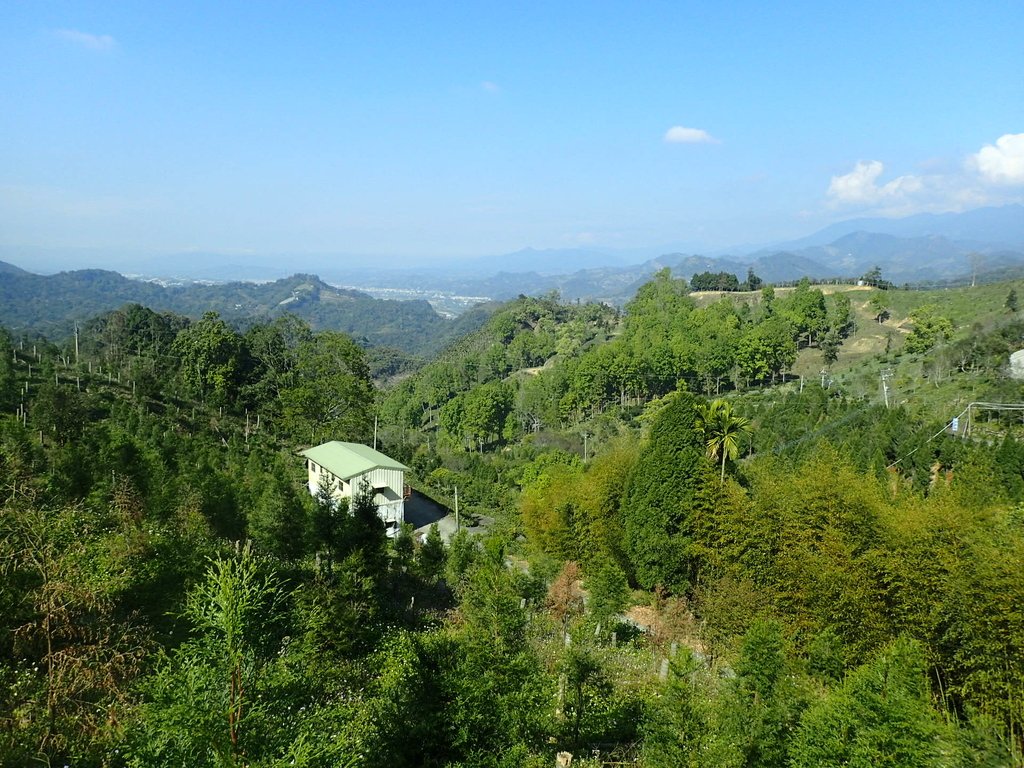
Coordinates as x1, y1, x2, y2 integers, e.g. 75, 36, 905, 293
300, 441, 408, 480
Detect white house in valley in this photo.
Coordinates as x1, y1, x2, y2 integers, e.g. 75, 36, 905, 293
300, 441, 409, 535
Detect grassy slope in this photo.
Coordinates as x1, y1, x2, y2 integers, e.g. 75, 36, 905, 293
690, 279, 1024, 437
784, 280, 1024, 433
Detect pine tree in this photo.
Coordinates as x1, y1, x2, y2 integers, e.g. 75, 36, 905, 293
417, 523, 446, 583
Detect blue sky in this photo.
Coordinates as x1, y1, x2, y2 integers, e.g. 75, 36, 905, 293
1, 1, 1022, 266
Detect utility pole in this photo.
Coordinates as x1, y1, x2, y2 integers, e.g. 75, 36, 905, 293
881, 369, 894, 408
373, 415, 378, 450
454, 485, 460, 533
582, 432, 589, 462
74, 323, 80, 365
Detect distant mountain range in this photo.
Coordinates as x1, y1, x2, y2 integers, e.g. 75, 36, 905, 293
764, 205, 1024, 251
2, 204, 1022, 324
412, 204, 1024, 302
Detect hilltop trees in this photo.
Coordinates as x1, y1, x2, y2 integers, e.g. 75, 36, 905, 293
84, 303, 188, 370
690, 271, 741, 292
378, 272, 883, 454
782, 278, 828, 347
862, 265, 892, 290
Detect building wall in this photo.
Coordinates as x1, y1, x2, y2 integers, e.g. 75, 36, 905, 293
304, 459, 404, 532
359, 467, 405, 530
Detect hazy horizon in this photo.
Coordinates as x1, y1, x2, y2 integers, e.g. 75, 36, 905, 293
2, 2, 1022, 269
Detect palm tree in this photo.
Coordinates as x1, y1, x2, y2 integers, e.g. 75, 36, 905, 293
696, 399, 752, 483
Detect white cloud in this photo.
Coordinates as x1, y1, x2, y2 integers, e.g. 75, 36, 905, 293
971, 133, 1024, 185
821, 134, 1024, 217
481, 81, 500, 92
664, 125, 718, 144
827, 160, 923, 206
54, 29, 116, 51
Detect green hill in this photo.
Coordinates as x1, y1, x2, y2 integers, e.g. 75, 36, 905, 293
0, 267, 485, 354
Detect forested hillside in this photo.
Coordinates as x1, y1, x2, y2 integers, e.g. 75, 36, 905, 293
0, 266, 483, 354
1, 271, 1024, 766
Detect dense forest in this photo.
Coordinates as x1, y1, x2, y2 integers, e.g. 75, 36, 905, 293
0, 266, 490, 355
1, 270, 1024, 766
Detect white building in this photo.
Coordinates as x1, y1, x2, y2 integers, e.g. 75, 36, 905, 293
300, 441, 409, 535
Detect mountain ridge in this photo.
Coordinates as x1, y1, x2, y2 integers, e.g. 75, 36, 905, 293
0, 268, 471, 354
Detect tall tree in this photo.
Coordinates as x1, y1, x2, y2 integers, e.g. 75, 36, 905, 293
172, 311, 246, 407
280, 330, 374, 443
621, 391, 709, 591
130, 543, 285, 765
905, 304, 954, 354
697, 399, 752, 483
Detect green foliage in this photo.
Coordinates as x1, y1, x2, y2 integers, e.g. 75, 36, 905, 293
735, 316, 797, 385
279, 330, 374, 443
1006, 288, 1019, 313
820, 327, 841, 366
0, 328, 17, 410
695, 398, 752, 482
780, 278, 828, 346
716, 619, 806, 768
584, 555, 630, 626
416, 523, 447, 583
445, 559, 552, 759
173, 311, 247, 406
642, 650, 715, 767
869, 292, 888, 324
393, 522, 415, 568
621, 390, 710, 591
521, 461, 584, 559
806, 627, 847, 682
560, 645, 613, 749
247, 470, 309, 561
691, 270, 741, 291
905, 303, 954, 354
30, 382, 86, 445
697, 575, 771, 662
128, 544, 370, 767
740, 449, 890, 659
789, 638, 953, 767
295, 552, 382, 661
343, 481, 389, 579
445, 529, 478, 588
441, 381, 516, 450
829, 292, 854, 336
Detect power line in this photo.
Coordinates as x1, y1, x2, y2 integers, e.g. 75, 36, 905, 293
885, 401, 1024, 470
